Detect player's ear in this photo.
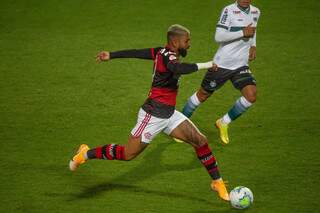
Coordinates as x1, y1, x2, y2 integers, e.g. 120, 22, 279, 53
172, 37, 180, 48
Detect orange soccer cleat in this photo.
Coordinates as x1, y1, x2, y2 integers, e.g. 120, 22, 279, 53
69, 144, 90, 171
211, 178, 230, 201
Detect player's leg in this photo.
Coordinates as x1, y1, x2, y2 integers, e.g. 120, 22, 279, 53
69, 108, 163, 171
219, 68, 256, 125
181, 87, 211, 118
69, 136, 148, 171
164, 112, 229, 201
181, 68, 227, 118
216, 67, 256, 144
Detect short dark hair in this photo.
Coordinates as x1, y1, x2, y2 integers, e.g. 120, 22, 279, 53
167, 24, 190, 42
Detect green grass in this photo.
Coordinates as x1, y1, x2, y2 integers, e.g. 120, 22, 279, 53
1, 0, 320, 212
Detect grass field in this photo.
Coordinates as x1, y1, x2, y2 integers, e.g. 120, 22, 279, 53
1, 0, 320, 212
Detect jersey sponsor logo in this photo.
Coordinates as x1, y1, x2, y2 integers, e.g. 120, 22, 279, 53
220, 8, 228, 24
239, 69, 251, 74
237, 19, 244, 21
169, 55, 177, 61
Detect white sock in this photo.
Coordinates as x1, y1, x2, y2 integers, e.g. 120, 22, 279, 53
221, 114, 231, 125
190, 92, 201, 106
239, 96, 252, 108
84, 152, 88, 160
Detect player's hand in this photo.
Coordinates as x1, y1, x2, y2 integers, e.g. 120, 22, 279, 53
243, 24, 256, 38
212, 63, 218, 71
96, 51, 110, 63
249, 46, 256, 61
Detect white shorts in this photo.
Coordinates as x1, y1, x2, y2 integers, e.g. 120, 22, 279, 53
131, 108, 187, 143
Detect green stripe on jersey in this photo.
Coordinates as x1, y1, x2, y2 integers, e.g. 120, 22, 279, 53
230, 26, 244, 32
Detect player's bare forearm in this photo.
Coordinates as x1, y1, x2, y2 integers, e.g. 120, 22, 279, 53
249, 46, 257, 61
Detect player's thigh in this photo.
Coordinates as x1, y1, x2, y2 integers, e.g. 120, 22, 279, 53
201, 67, 231, 94
131, 108, 168, 143
231, 67, 257, 92
164, 111, 207, 148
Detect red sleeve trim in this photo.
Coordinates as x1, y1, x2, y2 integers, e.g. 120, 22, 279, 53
151, 48, 155, 60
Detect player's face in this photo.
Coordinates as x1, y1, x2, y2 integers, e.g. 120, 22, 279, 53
177, 34, 190, 57
178, 34, 191, 50
237, 0, 251, 8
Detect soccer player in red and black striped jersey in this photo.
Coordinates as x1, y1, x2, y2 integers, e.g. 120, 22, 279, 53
69, 24, 229, 201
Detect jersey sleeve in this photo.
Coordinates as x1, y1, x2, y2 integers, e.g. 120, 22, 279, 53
214, 7, 244, 43
216, 6, 231, 30
163, 53, 198, 75
251, 8, 261, 47
110, 47, 161, 60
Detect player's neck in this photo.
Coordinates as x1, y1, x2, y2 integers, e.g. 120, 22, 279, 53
237, 3, 250, 11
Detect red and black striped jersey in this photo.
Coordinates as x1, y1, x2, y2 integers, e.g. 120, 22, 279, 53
110, 46, 198, 118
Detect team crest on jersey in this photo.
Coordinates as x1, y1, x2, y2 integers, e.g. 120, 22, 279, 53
233, 10, 241, 14
210, 80, 217, 88
253, 17, 258, 22
144, 132, 152, 140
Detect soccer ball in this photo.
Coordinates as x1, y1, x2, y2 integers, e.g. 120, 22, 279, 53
230, 186, 254, 209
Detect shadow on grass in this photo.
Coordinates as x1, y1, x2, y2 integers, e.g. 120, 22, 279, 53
70, 140, 216, 206
72, 182, 214, 206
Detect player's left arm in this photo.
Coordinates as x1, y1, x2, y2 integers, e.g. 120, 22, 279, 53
249, 33, 257, 61
96, 47, 161, 62
249, 9, 261, 61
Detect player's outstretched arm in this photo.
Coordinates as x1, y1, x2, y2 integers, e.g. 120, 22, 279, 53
96, 48, 161, 63
167, 61, 215, 75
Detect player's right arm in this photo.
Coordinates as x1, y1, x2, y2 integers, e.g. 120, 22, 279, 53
164, 53, 215, 75
214, 7, 255, 43
96, 47, 161, 63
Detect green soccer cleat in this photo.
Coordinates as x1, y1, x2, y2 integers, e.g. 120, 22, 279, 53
173, 138, 184, 143
215, 119, 229, 144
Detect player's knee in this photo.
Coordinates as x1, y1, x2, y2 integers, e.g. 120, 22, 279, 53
245, 93, 257, 103
124, 152, 139, 161
124, 148, 141, 161
197, 90, 211, 102
194, 134, 208, 148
